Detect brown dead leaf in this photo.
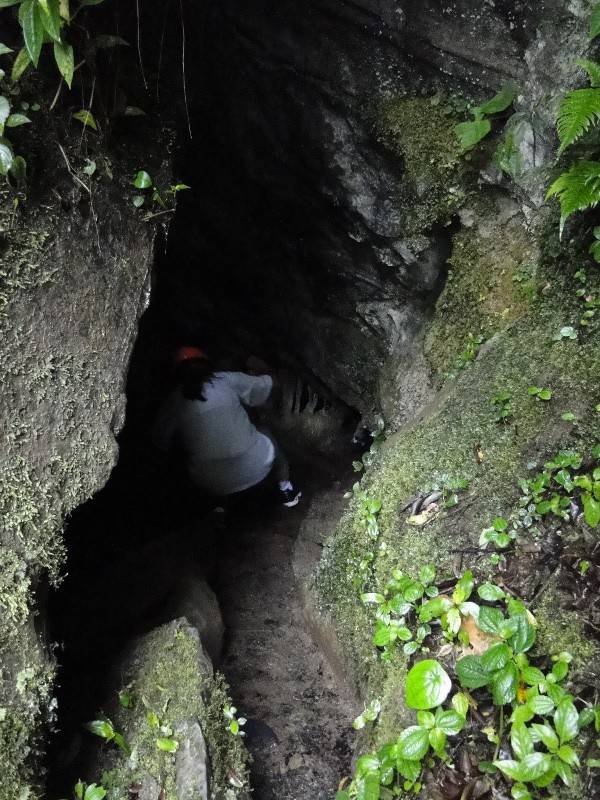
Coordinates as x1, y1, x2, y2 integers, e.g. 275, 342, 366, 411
474, 443, 485, 464
459, 615, 500, 655
407, 504, 440, 526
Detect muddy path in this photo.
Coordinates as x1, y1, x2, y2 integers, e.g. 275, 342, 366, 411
215, 463, 357, 800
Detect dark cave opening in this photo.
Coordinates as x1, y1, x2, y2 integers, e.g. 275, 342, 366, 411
43, 3, 458, 796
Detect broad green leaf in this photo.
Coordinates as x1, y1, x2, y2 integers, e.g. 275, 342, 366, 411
133, 169, 152, 189
583, 492, 600, 526
530, 723, 559, 751
0, 0, 20, 6
453, 570, 474, 603
416, 711, 435, 729
419, 565, 436, 585
509, 614, 536, 653
455, 119, 491, 152
481, 643, 511, 672
511, 722, 534, 760
39, 0, 62, 42
75, 782, 85, 800
451, 693, 469, 718
591, 3, 600, 39
6, 113, 31, 127
477, 583, 505, 601
0, 44, 13, 55
361, 593, 385, 605
521, 666, 545, 686
372, 622, 391, 647
552, 660, 568, 681
9, 154, 27, 182
456, 655, 491, 689
156, 737, 178, 752
510, 784, 532, 800
554, 699, 579, 744
0, 96, 9, 130
73, 109, 98, 130
446, 607, 461, 634
405, 660, 451, 710
396, 758, 421, 782
478, 606, 505, 635
435, 710, 465, 736
356, 754, 380, 776
557, 745, 579, 767
554, 760, 573, 786
528, 695, 555, 716
474, 83, 518, 116
84, 786, 107, 800
518, 752, 553, 782
19, 0, 44, 67
428, 727, 446, 755
118, 691, 133, 709
86, 719, 114, 740
491, 662, 518, 706
11, 48, 31, 82
494, 759, 523, 781
335, 793, 350, 800
578, 707, 596, 728
54, 40, 74, 87
113, 732, 130, 755
356, 771, 381, 800
418, 596, 450, 622
397, 726, 430, 760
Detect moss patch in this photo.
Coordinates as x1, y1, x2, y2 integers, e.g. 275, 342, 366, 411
96, 620, 249, 800
312, 205, 600, 764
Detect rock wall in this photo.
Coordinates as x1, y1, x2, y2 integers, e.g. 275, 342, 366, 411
0, 112, 166, 797
165, 0, 590, 425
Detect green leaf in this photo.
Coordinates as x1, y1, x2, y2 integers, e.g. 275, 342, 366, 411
11, 48, 31, 82
146, 711, 160, 728
86, 719, 114, 740
124, 105, 146, 116
19, 0, 44, 67
73, 109, 98, 130
417, 711, 435, 729
113, 732, 130, 756
435, 710, 465, 736
0, 1, 20, 8
547, 161, 600, 235
530, 723, 559, 751
577, 58, 600, 88
133, 169, 152, 189
405, 660, 452, 710
511, 784, 532, 800
583, 492, 600, 526
494, 760, 524, 781
557, 745, 579, 767
477, 583, 505, 601
591, 3, 600, 39
361, 593, 385, 605
0, 96, 9, 132
456, 655, 491, 689
474, 83, 518, 116
481, 643, 511, 672
356, 771, 381, 800
538, 389, 552, 401
453, 570, 474, 603
554, 699, 579, 744
397, 726, 430, 760
428, 727, 446, 755
418, 596, 451, 622
54, 40, 74, 88
419, 565, 436, 585
511, 723, 534, 760
0, 44, 13, 55
39, 0, 62, 42
578, 707, 596, 728
490, 662, 518, 706
478, 606, 505, 635
451, 693, 470, 718
446, 606, 461, 635
509, 614, 536, 653
9, 154, 27, 182
521, 666, 545, 686
518, 752, 553, 782
455, 119, 491, 152
6, 113, 31, 127
118, 691, 133, 708
557, 88, 600, 154
156, 737, 179, 753
84, 786, 107, 800
528, 695, 555, 716
75, 781, 85, 800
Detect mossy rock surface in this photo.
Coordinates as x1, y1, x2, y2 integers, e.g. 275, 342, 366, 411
94, 619, 250, 800
312, 204, 600, 782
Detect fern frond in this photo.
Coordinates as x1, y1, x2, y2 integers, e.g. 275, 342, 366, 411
546, 160, 600, 236
577, 58, 600, 88
557, 88, 600, 155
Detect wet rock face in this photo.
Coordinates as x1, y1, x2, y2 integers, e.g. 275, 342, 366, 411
167, 0, 574, 422
0, 130, 166, 797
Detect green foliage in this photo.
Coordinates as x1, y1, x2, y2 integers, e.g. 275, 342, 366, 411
446, 333, 484, 379
353, 417, 387, 473
527, 386, 552, 401
131, 169, 190, 213
492, 390, 513, 423
454, 83, 517, 153
61, 780, 107, 800
86, 718, 130, 757
547, 161, 600, 236
352, 698, 381, 731
223, 704, 246, 737
590, 2, 600, 40
556, 88, 600, 155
